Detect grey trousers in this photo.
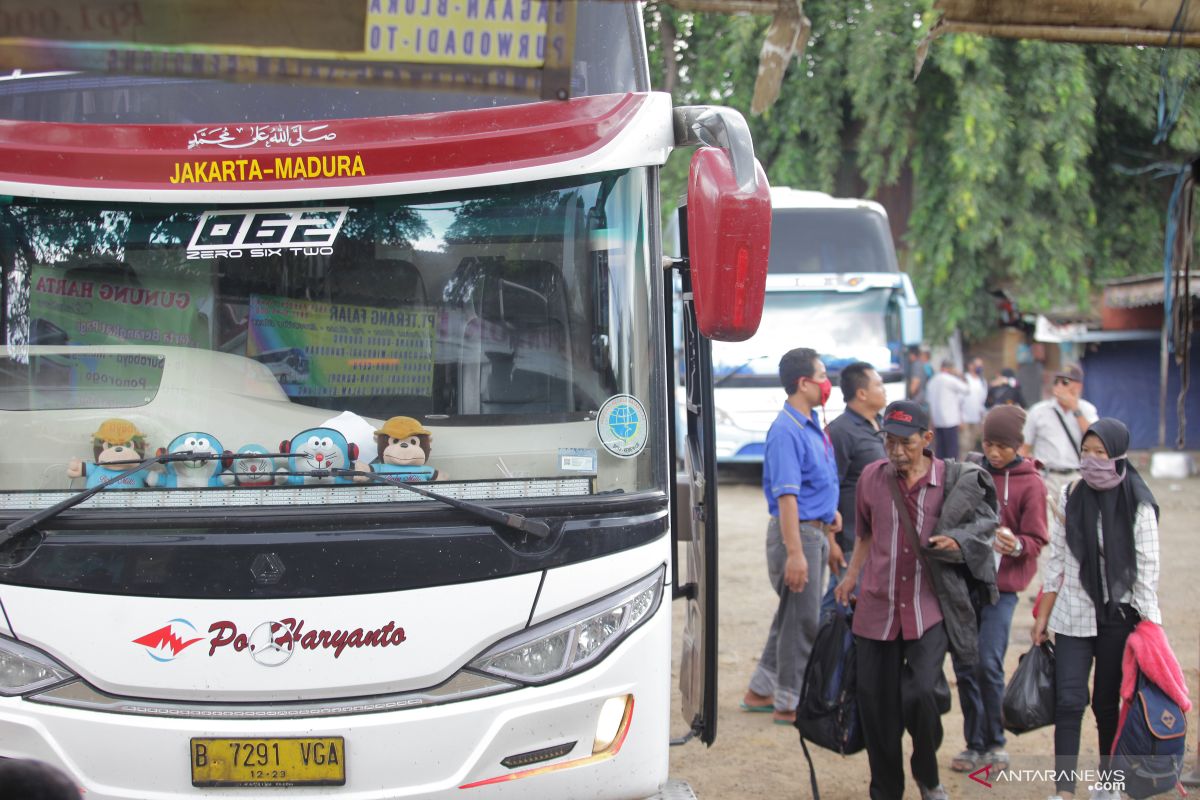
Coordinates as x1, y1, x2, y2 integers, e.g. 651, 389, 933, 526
748, 517, 829, 712
1043, 469, 1078, 528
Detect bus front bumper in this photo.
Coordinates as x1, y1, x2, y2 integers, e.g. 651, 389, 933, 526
0, 603, 671, 800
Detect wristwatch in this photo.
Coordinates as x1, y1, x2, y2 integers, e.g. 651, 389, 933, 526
1012, 538, 1023, 556
1071, 409, 1083, 418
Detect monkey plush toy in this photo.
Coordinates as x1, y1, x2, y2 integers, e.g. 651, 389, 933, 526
366, 416, 440, 482
66, 418, 150, 490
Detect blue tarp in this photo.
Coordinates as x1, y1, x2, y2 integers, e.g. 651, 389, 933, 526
1081, 337, 1200, 450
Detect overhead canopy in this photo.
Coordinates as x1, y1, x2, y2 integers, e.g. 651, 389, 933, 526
931, 0, 1200, 47
1104, 274, 1200, 309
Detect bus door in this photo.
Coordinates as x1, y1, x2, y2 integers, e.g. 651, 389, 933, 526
670, 205, 718, 746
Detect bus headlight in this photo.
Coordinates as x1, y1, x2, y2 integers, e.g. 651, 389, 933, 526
0, 636, 76, 696
469, 566, 665, 685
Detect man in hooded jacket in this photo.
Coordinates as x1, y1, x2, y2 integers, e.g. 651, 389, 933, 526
949, 405, 1048, 774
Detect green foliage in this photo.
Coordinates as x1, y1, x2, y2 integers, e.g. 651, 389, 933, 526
647, 1, 1200, 341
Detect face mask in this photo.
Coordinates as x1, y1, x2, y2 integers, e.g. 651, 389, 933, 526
1080, 455, 1124, 491
817, 378, 833, 406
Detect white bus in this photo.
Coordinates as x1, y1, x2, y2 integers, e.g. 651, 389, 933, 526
709, 188, 923, 462
0, 4, 771, 798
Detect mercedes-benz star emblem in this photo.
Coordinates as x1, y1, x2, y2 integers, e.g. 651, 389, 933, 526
248, 621, 294, 667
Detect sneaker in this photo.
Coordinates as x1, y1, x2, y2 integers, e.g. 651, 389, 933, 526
983, 748, 1010, 769
1088, 788, 1120, 800
950, 749, 982, 772
920, 784, 949, 800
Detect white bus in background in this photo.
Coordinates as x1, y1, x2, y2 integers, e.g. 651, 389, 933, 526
710, 188, 923, 462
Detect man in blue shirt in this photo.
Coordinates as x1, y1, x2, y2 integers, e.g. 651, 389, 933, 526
742, 347, 841, 724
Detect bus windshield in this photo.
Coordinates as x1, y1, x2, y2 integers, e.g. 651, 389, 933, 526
0, 168, 660, 506
766, 208, 897, 275
713, 289, 898, 380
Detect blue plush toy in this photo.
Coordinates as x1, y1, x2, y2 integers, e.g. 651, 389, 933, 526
222, 444, 277, 487
146, 432, 227, 488
276, 427, 362, 485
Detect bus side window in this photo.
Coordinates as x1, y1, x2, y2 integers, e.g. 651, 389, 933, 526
443, 256, 572, 415
331, 258, 427, 308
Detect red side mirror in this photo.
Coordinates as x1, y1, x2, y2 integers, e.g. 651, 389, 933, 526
686, 147, 771, 341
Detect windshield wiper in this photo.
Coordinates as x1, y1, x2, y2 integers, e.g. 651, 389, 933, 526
0, 450, 290, 547
1, 458, 552, 555
316, 467, 552, 539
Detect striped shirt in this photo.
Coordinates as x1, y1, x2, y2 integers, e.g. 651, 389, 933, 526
852, 456, 945, 641
1042, 486, 1161, 637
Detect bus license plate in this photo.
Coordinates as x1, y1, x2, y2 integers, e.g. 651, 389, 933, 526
190, 737, 345, 787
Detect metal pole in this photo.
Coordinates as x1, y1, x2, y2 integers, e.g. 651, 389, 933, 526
1160, 315, 1169, 449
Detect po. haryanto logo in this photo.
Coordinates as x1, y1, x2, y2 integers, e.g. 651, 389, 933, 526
132, 618, 203, 662
132, 617, 408, 664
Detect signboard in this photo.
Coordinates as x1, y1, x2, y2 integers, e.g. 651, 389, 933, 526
28, 263, 213, 396
247, 295, 434, 400
0, 0, 575, 97
30, 265, 213, 350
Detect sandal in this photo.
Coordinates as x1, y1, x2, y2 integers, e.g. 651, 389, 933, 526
950, 749, 982, 772
739, 701, 774, 712
740, 691, 774, 712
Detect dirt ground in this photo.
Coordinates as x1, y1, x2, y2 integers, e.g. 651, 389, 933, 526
669, 460, 1200, 799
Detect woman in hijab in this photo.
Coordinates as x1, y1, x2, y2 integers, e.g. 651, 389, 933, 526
1032, 418, 1160, 800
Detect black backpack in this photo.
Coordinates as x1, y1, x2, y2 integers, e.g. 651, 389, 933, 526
794, 609, 864, 799
1111, 670, 1187, 799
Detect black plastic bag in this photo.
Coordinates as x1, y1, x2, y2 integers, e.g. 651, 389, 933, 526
1002, 641, 1056, 734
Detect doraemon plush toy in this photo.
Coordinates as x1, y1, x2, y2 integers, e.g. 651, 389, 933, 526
361, 416, 440, 482
222, 444, 277, 487
276, 427, 363, 485
146, 432, 227, 488
66, 418, 150, 490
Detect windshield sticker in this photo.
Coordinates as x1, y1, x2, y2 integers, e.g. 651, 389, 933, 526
596, 394, 647, 459
169, 154, 366, 185
188, 124, 337, 150
187, 207, 348, 260
559, 447, 597, 473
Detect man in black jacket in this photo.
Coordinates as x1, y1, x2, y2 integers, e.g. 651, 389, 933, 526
822, 361, 887, 619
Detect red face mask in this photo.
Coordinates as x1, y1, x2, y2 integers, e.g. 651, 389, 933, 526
818, 378, 833, 406
807, 377, 833, 406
